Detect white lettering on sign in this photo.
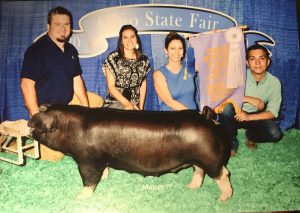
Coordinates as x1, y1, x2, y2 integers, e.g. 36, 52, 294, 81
189, 13, 219, 30
145, 11, 183, 27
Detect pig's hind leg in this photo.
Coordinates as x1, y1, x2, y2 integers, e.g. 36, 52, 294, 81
214, 166, 232, 201
76, 163, 106, 199
187, 166, 204, 189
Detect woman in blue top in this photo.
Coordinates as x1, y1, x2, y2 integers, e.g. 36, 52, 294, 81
153, 32, 197, 111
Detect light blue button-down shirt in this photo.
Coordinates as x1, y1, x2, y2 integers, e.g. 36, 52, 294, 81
242, 69, 282, 118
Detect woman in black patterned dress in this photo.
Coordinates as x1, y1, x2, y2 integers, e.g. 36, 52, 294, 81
102, 25, 151, 110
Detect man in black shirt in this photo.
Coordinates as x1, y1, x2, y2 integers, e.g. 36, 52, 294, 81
21, 6, 89, 116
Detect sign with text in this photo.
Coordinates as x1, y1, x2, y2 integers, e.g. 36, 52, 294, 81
36, 4, 275, 58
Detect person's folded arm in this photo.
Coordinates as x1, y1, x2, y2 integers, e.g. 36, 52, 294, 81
244, 96, 265, 111
235, 110, 275, 122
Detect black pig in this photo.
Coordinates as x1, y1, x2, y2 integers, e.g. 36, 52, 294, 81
28, 104, 232, 201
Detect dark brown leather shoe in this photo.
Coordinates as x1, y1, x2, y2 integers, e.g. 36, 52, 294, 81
230, 150, 237, 157
246, 139, 257, 150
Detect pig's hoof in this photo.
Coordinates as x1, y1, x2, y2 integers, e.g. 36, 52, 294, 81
218, 190, 232, 201
187, 181, 202, 189
101, 167, 109, 180
76, 186, 95, 200
187, 172, 203, 189
76, 192, 92, 200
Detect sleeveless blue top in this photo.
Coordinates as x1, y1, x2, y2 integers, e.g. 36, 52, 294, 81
158, 63, 197, 111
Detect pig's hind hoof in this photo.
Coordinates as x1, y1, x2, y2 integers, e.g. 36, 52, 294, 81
187, 174, 203, 189
187, 182, 202, 189
101, 167, 109, 180
218, 190, 232, 201
76, 186, 95, 200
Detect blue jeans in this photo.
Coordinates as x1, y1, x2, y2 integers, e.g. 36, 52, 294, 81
218, 104, 283, 150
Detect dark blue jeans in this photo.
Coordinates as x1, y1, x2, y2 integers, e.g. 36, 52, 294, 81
218, 103, 283, 150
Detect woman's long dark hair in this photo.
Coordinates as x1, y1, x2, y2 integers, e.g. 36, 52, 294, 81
117, 24, 142, 60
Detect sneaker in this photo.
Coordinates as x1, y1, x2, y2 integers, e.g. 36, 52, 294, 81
246, 139, 257, 150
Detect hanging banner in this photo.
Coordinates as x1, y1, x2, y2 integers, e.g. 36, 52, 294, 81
190, 27, 246, 112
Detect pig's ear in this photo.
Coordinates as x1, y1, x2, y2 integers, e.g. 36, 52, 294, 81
202, 106, 216, 121
44, 115, 58, 132
39, 105, 48, 112
39, 104, 53, 112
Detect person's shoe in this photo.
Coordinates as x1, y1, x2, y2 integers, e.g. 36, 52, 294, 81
230, 140, 239, 157
246, 139, 257, 150
230, 149, 237, 157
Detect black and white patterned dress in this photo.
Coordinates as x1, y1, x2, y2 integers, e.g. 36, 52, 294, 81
103, 51, 151, 106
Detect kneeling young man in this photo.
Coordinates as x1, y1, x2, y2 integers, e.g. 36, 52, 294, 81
220, 44, 283, 156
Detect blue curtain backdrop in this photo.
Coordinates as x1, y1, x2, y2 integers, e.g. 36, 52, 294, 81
0, 0, 299, 130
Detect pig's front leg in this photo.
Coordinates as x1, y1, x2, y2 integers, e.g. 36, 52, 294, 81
76, 163, 105, 199
187, 166, 204, 189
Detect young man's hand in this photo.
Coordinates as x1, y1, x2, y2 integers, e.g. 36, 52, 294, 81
235, 111, 250, 122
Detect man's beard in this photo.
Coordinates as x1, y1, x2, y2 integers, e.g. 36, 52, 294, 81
56, 36, 68, 43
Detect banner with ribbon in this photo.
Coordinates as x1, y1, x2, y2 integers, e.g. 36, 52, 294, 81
189, 27, 246, 113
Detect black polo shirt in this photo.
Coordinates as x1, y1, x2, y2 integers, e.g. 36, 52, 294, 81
21, 34, 82, 105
